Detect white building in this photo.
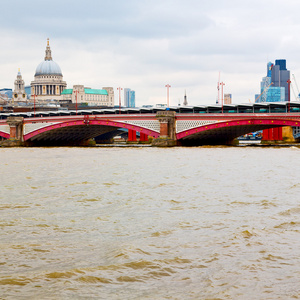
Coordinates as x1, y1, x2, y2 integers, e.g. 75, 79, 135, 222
61, 85, 114, 107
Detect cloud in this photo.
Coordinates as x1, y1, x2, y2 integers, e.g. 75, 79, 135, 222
2, 0, 300, 106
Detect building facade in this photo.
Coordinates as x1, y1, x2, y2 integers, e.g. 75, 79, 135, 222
31, 39, 67, 102
124, 88, 135, 107
61, 85, 114, 107
256, 59, 290, 103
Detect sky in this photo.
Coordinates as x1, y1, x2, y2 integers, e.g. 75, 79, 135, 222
1, 0, 300, 106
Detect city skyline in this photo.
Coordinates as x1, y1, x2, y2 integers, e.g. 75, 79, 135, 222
2, 0, 300, 106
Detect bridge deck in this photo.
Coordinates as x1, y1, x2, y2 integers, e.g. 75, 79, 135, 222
1, 101, 300, 120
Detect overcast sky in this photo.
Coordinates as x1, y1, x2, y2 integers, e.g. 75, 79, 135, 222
1, 0, 300, 106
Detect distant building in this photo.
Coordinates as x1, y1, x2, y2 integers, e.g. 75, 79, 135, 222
224, 93, 232, 104
156, 104, 167, 108
124, 88, 135, 107
256, 59, 290, 102
0, 88, 12, 99
183, 91, 188, 106
24, 86, 31, 99
0, 90, 9, 105
31, 39, 67, 102
61, 85, 114, 107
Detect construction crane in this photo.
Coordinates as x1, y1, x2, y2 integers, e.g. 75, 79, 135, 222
216, 72, 220, 104
255, 82, 273, 102
290, 81, 298, 101
292, 74, 300, 101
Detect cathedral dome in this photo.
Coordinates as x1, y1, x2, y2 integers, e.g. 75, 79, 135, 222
34, 39, 62, 77
31, 39, 67, 100
35, 60, 62, 76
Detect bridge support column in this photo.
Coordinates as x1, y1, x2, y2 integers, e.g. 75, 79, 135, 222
152, 111, 177, 147
127, 129, 137, 143
0, 117, 24, 147
139, 132, 148, 142
262, 127, 293, 143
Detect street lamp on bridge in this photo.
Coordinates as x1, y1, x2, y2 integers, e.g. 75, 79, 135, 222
220, 82, 225, 113
32, 94, 36, 117
165, 84, 171, 108
117, 87, 123, 114
74, 89, 78, 115
287, 79, 291, 113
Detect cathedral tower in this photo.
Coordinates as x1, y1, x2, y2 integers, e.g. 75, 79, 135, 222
13, 69, 26, 102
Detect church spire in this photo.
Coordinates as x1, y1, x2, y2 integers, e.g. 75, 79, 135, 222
45, 38, 52, 61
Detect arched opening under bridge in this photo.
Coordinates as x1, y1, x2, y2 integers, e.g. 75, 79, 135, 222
177, 119, 300, 146
23, 119, 159, 146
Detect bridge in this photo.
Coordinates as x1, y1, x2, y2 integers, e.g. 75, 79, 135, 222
1, 102, 300, 146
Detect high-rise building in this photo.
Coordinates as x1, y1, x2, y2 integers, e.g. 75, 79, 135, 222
256, 59, 290, 102
272, 59, 290, 101
124, 88, 135, 107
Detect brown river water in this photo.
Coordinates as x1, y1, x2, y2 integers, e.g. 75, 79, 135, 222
0, 146, 300, 299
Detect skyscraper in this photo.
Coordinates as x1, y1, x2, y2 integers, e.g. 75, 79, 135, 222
124, 88, 135, 107
272, 59, 290, 102
256, 59, 290, 103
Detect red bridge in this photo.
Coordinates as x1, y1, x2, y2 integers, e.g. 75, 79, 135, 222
1, 103, 300, 146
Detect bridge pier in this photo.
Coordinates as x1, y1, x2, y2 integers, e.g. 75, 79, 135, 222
282, 126, 297, 142
139, 132, 148, 142
7, 117, 24, 141
0, 117, 24, 147
127, 129, 137, 143
152, 111, 177, 147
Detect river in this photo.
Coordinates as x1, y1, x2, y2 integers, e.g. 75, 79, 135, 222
1, 146, 300, 299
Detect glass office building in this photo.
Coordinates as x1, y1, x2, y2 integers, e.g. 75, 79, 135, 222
267, 86, 285, 102
124, 88, 136, 107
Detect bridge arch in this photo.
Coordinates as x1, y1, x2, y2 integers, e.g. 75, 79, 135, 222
177, 118, 300, 145
23, 118, 160, 144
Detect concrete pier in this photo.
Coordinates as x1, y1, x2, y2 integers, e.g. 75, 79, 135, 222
0, 117, 24, 147
152, 111, 177, 147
